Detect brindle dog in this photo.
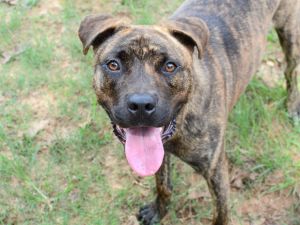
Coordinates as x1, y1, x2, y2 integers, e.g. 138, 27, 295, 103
78, 0, 300, 224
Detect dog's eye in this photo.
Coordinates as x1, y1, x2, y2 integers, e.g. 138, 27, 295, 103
107, 60, 120, 72
162, 62, 178, 74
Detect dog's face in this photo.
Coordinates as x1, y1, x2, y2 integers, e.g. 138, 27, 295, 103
79, 14, 209, 176
94, 26, 193, 129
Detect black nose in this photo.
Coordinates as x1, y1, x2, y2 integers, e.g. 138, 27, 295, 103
127, 93, 157, 116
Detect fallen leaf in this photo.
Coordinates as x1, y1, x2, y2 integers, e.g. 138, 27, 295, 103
177, 204, 197, 220
27, 119, 50, 137
230, 168, 257, 190
230, 168, 246, 189
0, 0, 18, 5
292, 185, 300, 200
124, 216, 139, 225
68, 188, 80, 202
231, 176, 244, 189
1, 45, 27, 64
250, 217, 266, 225
0, 94, 6, 104
188, 188, 210, 201
266, 60, 275, 67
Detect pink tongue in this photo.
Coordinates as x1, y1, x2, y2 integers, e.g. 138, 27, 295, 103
125, 127, 164, 177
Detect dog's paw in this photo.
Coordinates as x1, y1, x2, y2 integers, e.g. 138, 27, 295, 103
288, 98, 300, 125
137, 203, 160, 225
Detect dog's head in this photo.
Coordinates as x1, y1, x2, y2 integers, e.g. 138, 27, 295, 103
78, 14, 209, 176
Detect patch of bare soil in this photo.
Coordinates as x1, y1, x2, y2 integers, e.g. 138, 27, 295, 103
101, 137, 154, 197
0, 93, 7, 104
122, 215, 140, 225
102, 141, 131, 190
73, 0, 125, 15
0, 146, 14, 160
21, 88, 55, 118
21, 88, 75, 144
233, 191, 294, 225
230, 169, 299, 225
28, 0, 62, 17
257, 51, 285, 88
107, 150, 298, 225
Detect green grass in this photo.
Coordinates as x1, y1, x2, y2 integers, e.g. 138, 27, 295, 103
0, 6, 23, 48
227, 78, 300, 187
0, 0, 299, 224
116, 0, 182, 24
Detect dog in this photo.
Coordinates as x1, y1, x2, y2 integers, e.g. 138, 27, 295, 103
78, 0, 300, 224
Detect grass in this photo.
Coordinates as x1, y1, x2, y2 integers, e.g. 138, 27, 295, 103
0, 0, 299, 224
227, 78, 300, 186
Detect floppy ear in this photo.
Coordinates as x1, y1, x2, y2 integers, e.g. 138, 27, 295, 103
164, 17, 209, 58
78, 14, 129, 55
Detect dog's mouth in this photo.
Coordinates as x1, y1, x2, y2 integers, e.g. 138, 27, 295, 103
112, 119, 176, 177
112, 119, 176, 144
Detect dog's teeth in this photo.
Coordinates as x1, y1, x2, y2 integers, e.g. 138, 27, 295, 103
161, 119, 176, 143
112, 124, 126, 144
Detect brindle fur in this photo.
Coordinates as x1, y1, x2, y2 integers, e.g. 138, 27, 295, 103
79, 0, 300, 224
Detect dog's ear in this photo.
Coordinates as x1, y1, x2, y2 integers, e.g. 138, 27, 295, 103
78, 14, 129, 55
164, 17, 209, 58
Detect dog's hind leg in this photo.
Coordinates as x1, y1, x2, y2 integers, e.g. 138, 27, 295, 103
137, 152, 172, 225
273, 0, 300, 122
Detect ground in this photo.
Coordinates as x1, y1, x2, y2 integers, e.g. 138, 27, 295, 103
0, 0, 299, 225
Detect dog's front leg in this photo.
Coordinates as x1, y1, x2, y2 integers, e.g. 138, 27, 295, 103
206, 145, 230, 225
137, 152, 172, 225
